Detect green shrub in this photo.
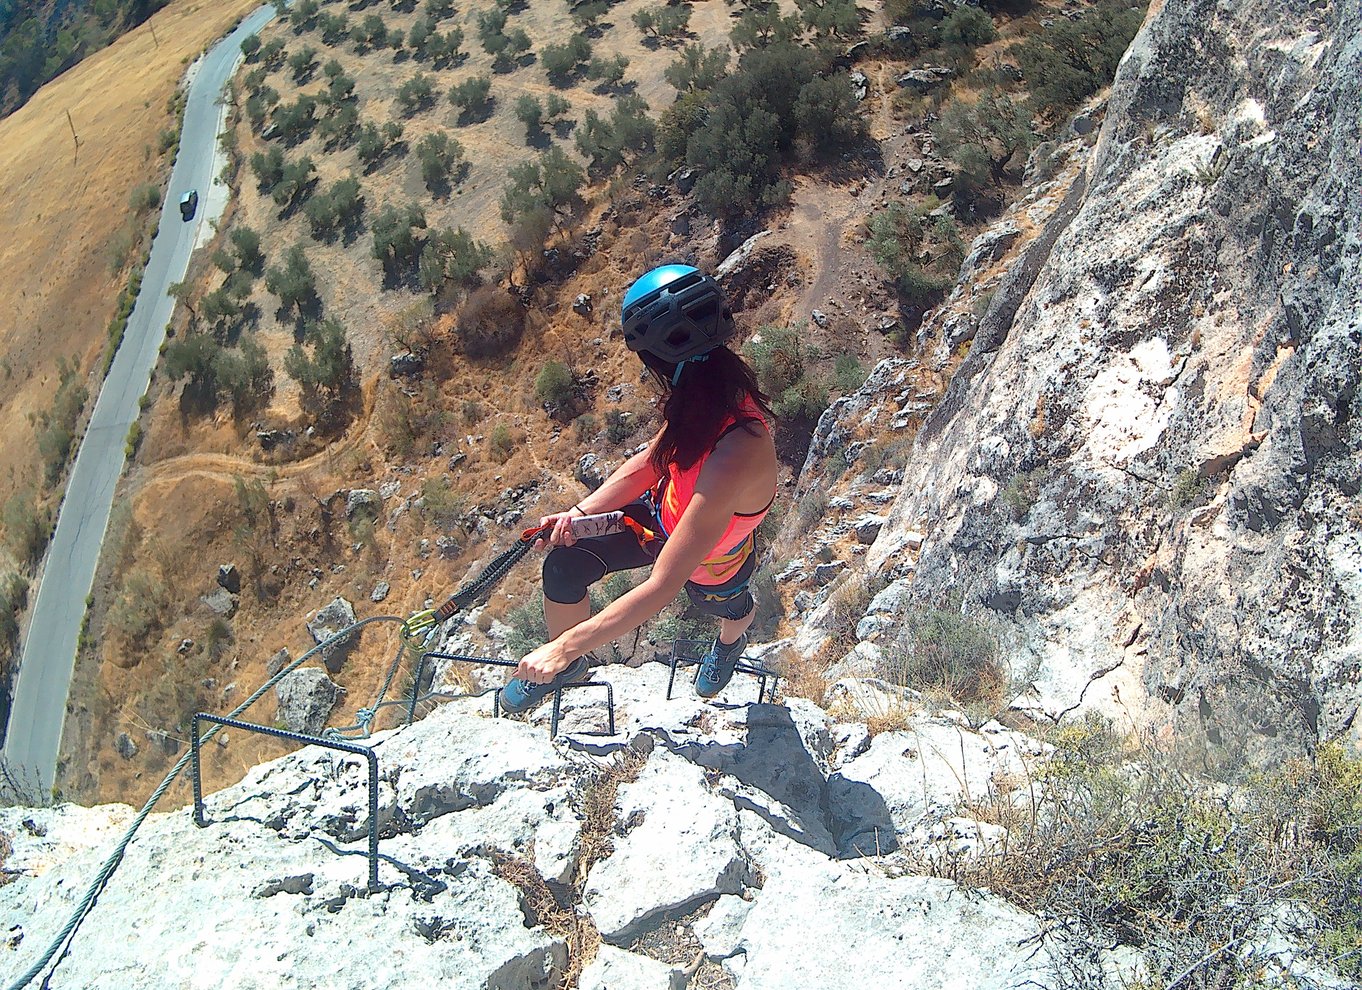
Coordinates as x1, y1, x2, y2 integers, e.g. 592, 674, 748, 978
488, 422, 515, 463
284, 319, 353, 419
128, 182, 162, 213
664, 41, 849, 215
1013, 0, 1146, 122
371, 202, 428, 279
415, 131, 463, 191
744, 323, 828, 423
265, 243, 317, 315
574, 94, 655, 175
535, 360, 577, 415
0, 573, 30, 655
865, 200, 963, 302
417, 475, 466, 529
504, 600, 548, 658
1000, 468, 1043, 520
3, 493, 50, 568
585, 53, 629, 87
664, 43, 729, 94
573, 413, 597, 443
418, 226, 491, 295
604, 408, 633, 445
832, 354, 863, 394
940, 5, 995, 48
879, 604, 1004, 711
541, 33, 592, 82
958, 725, 1362, 987
931, 90, 1034, 192
796, 0, 859, 38
499, 146, 585, 225
36, 358, 88, 484
398, 74, 436, 115
106, 567, 170, 645
1168, 467, 1205, 509
448, 74, 493, 121
793, 72, 867, 150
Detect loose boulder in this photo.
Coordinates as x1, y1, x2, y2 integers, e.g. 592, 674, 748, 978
274, 668, 343, 735
216, 564, 241, 594
306, 597, 358, 673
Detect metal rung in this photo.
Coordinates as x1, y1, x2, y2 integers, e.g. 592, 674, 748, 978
190, 712, 381, 892
664, 639, 779, 704
421, 652, 617, 737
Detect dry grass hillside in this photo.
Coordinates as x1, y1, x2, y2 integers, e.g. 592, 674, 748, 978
0, 0, 261, 675
38, 0, 1117, 805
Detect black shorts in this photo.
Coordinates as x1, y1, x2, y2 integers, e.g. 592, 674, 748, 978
541, 500, 757, 620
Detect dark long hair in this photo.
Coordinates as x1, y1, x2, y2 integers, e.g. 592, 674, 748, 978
641, 346, 774, 473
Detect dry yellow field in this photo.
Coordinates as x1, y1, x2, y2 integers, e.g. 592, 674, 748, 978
0, 0, 261, 537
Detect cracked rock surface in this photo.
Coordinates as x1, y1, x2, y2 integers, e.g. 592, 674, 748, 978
1, 666, 1061, 989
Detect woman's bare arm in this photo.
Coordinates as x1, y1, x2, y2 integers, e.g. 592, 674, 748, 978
516, 430, 767, 680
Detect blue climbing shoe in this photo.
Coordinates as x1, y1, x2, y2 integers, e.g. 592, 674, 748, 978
695, 633, 747, 699
499, 655, 591, 714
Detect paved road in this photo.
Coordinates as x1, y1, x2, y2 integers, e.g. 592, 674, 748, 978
2, 5, 275, 796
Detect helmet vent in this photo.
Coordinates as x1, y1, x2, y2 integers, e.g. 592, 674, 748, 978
669, 272, 705, 293
683, 299, 718, 324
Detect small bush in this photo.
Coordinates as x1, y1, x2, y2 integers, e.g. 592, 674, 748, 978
879, 604, 1004, 713
573, 413, 597, 443
958, 725, 1362, 988
503, 599, 548, 658
940, 5, 995, 48
128, 183, 162, 214
456, 285, 524, 358
604, 408, 633, 446
1000, 468, 1043, 521
1013, 0, 1146, 122
448, 74, 493, 120
1168, 468, 1206, 509
744, 323, 828, 423
397, 74, 436, 115
3, 493, 50, 568
488, 422, 515, 463
866, 200, 963, 302
417, 475, 465, 529
107, 567, 170, 645
535, 361, 576, 413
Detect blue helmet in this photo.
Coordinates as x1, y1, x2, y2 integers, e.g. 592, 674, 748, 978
621, 264, 735, 364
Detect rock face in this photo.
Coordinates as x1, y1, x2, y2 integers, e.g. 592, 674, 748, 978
0, 663, 1340, 989
797, 0, 1362, 759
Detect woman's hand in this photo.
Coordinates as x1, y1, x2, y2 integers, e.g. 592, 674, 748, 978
513, 639, 577, 684
533, 508, 583, 549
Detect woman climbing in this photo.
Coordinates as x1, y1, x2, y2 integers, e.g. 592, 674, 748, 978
500, 264, 779, 711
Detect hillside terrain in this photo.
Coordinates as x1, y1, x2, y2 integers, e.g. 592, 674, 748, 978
3, 0, 1361, 987
47, 0, 1127, 806
0, 0, 262, 729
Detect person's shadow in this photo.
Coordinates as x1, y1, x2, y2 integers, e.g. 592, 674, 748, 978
656, 704, 898, 859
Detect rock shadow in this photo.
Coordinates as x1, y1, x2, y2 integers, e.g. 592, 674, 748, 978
658, 704, 898, 860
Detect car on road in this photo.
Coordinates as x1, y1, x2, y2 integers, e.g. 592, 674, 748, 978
180, 189, 199, 221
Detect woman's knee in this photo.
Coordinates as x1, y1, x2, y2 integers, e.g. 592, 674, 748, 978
543, 547, 596, 604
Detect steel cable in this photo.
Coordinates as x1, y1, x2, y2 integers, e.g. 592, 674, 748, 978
9, 529, 545, 989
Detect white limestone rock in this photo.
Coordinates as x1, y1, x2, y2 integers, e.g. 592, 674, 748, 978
729, 865, 1054, 990
578, 945, 685, 990
583, 750, 752, 944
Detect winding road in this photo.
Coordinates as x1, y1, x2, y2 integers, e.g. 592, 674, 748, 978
2, 5, 275, 795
